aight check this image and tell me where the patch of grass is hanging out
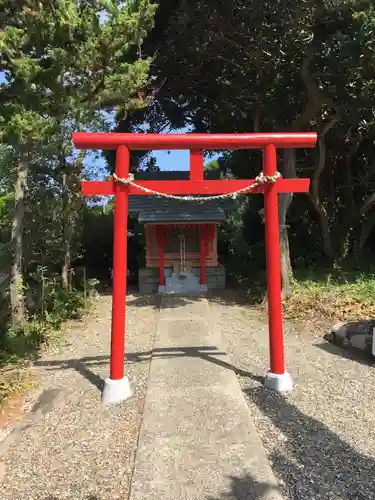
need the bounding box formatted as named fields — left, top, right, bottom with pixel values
left=1, top=290, right=86, bottom=365
left=284, top=271, right=375, bottom=327
left=0, top=366, right=36, bottom=407
left=0, top=320, right=60, bottom=367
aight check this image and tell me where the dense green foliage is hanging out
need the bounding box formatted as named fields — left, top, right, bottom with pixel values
left=117, top=0, right=375, bottom=287
left=0, top=0, right=156, bottom=365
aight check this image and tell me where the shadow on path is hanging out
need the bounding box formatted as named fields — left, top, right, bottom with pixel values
left=315, top=341, right=375, bottom=368
left=245, top=387, right=375, bottom=499
left=116, top=288, right=262, bottom=309
left=206, top=474, right=280, bottom=500
left=34, top=346, right=262, bottom=392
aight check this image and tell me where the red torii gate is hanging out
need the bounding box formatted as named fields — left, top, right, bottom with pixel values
left=73, top=132, right=317, bottom=405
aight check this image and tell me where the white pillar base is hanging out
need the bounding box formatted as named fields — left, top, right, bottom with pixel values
left=264, top=371, right=293, bottom=392
left=200, top=284, right=208, bottom=292
left=101, top=376, right=132, bottom=406
left=158, top=285, right=166, bottom=293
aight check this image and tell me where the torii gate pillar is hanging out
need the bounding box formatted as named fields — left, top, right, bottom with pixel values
left=73, top=131, right=317, bottom=404
left=263, top=144, right=292, bottom=391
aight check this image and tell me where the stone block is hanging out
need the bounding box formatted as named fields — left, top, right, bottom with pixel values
left=139, top=282, right=159, bottom=294
left=138, top=266, right=226, bottom=293
left=206, top=266, right=226, bottom=290
left=139, top=268, right=160, bottom=294
left=139, top=268, right=158, bottom=278
left=325, top=320, right=375, bottom=357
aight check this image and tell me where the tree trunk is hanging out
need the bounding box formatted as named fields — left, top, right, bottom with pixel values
left=336, top=159, right=356, bottom=262
left=308, top=112, right=339, bottom=260
left=275, top=46, right=327, bottom=299
left=278, top=149, right=295, bottom=299
left=10, top=153, right=27, bottom=332
left=280, top=225, right=292, bottom=299
left=313, top=203, right=334, bottom=259
left=309, top=178, right=335, bottom=260
left=61, top=170, right=71, bottom=292
left=354, top=216, right=375, bottom=255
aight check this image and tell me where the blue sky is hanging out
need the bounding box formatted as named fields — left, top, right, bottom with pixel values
left=84, top=125, right=221, bottom=176
left=151, top=149, right=191, bottom=171
left=132, top=125, right=220, bottom=172
left=85, top=148, right=220, bottom=179
left=137, top=149, right=220, bottom=171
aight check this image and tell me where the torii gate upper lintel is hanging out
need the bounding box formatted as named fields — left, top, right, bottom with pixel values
left=73, top=131, right=317, bottom=405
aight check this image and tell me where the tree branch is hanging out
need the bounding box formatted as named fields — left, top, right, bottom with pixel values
left=291, top=43, right=332, bottom=131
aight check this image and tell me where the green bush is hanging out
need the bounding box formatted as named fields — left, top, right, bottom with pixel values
left=0, top=270, right=98, bottom=368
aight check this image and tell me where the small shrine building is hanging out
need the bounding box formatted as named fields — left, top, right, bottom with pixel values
left=128, top=171, right=235, bottom=294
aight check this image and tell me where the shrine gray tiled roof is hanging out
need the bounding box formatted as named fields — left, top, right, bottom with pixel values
left=128, top=196, right=236, bottom=223
left=129, top=170, right=236, bottom=223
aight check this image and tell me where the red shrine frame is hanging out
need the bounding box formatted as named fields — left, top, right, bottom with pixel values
left=73, top=132, right=317, bottom=402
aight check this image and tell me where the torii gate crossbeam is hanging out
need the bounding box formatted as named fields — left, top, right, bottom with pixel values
left=73, top=132, right=317, bottom=405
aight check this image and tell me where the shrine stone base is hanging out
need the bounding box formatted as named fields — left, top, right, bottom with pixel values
left=138, top=266, right=226, bottom=294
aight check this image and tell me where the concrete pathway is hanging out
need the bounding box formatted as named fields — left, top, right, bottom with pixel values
left=129, top=296, right=283, bottom=500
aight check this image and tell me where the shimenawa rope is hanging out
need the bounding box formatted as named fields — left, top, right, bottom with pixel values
left=112, top=170, right=281, bottom=202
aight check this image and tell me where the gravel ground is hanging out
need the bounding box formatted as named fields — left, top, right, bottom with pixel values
left=0, top=293, right=159, bottom=500
left=211, top=298, right=375, bottom=500
left=2, top=291, right=374, bottom=500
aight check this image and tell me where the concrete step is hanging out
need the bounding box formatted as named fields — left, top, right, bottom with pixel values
left=129, top=296, right=284, bottom=500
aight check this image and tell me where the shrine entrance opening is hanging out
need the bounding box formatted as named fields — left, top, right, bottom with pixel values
left=73, top=132, right=317, bottom=405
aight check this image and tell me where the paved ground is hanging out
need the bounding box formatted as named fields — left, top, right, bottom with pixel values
left=0, top=294, right=159, bottom=500
left=129, top=296, right=282, bottom=500
left=1, top=292, right=374, bottom=500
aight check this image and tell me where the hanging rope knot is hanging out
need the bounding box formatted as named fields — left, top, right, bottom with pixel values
left=113, top=172, right=135, bottom=185
left=255, top=171, right=282, bottom=185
